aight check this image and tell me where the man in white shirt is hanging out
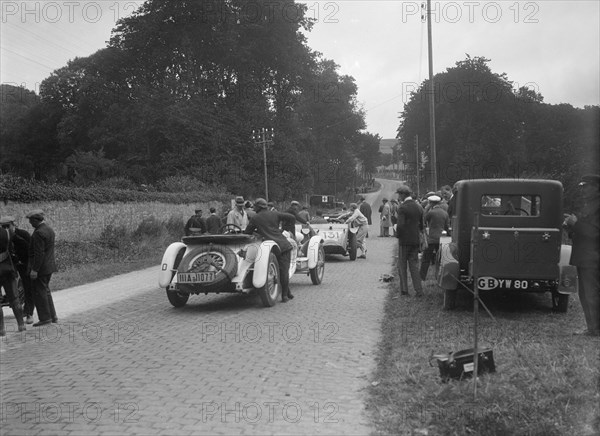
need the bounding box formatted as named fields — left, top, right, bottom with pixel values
left=226, top=196, right=249, bottom=230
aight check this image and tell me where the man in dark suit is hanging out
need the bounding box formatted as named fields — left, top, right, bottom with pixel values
left=26, top=210, right=58, bottom=327
left=0, top=216, right=26, bottom=335
left=184, top=209, right=206, bottom=235
left=2, top=216, right=33, bottom=323
left=358, top=196, right=372, bottom=238
left=205, top=207, right=223, bottom=234
left=395, top=185, right=424, bottom=297
left=244, top=198, right=297, bottom=302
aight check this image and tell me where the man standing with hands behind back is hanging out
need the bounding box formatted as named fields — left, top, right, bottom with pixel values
left=27, top=210, right=58, bottom=327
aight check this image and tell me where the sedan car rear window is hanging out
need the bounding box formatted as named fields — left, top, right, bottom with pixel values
left=480, top=195, right=541, bottom=216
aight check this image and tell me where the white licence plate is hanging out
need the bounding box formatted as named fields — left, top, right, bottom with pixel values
left=178, top=272, right=216, bottom=283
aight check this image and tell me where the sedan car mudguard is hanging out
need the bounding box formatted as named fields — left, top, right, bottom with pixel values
left=437, top=237, right=459, bottom=290
left=306, top=235, right=324, bottom=269
left=558, top=244, right=578, bottom=294
left=159, top=242, right=187, bottom=288
left=252, top=241, right=281, bottom=289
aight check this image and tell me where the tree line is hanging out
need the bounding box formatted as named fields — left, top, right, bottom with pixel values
left=0, top=0, right=380, bottom=201
left=397, top=55, right=599, bottom=209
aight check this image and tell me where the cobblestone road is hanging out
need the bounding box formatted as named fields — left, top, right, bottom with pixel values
left=1, top=180, right=404, bottom=435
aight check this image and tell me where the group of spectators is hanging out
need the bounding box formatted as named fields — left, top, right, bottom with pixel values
left=1, top=210, right=58, bottom=336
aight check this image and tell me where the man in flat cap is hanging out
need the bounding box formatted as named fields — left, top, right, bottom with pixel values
left=420, top=195, right=450, bottom=281
left=184, top=209, right=206, bottom=236
left=244, top=198, right=297, bottom=302
left=563, top=174, right=600, bottom=336
left=26, top=209, right=58, bottom=327
left=226, top=196, right=249, bottom=231
left=0, top=216, right=27, bottom=335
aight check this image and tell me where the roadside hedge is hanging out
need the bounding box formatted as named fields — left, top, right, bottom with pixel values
left=0, top=174, right=230, bottom=204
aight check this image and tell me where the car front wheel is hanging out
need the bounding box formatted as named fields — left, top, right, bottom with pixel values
left=310, top=245, right=325, bottom=285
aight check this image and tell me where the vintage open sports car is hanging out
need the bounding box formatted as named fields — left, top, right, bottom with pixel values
left=158, top=225, right=325, bottom=308
left=304, top=217, right=358, bottom=261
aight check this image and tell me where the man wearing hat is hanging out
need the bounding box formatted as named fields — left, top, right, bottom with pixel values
left=420, top=195, right=450, bottom=281
left=395, top=185, right=424, bottom=296
left=0, top=216, right=27, bottom=335
left=26, top=209, right=58, bottom=327
left=563, top=174, right=600, bottom=336
left=227, top=196, right=249, bottom=231
left=184, top=209, right=206, bottom=236
left=379, top=198, right=391, bottom=237
left=283, top=200, right=310, bottom=236
left=358, top=196, right=372, bottom=226
left=244, top=198, right=297, bottom=302
left=338, top=203, right=369, bottom=258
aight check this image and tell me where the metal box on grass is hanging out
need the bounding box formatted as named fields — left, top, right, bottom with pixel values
left=432, top=348, right=495, bottom=382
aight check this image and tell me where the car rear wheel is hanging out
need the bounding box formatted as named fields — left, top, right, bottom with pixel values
left=258, top=253, right=280, bottom=307
left=348, top=233, right=357, bottom=261
left=310, top=245, right=325, bottom=285
left=166, top=289, right=190, bottom=307
left=552, top=292, right=569, bottom=313
left=443, top=289, right=457, bottom=310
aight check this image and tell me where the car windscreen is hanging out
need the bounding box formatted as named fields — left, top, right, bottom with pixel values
left=480, top=194, right=541, bottom=216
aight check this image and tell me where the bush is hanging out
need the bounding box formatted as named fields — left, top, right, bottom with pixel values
left=133, top=216, right=166, bottom=239
left=165, top=215, right=185, bottom=239
left=99, top=224, right=131, bottom=250
left=156, top=175, right=205, bottom=193
left=94, top=176, right=138, bottom=191
left=0, top=173, right=231, bottom=203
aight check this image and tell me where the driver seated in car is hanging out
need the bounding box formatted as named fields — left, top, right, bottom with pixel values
left=284, top=200, right=315, bottom=242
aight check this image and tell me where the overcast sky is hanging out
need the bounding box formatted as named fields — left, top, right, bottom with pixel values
left=1, top=1, right=599, bottom=139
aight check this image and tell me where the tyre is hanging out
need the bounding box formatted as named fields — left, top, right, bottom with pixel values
left=348, top=233, right=357, bottom=261
left=552, top=292, right=569, bottom=313
left=310, top=245, right=325, bottom=285
left=258, top=253, right=281, bottom=307
left=166, top=289, right=190, bottom=307
left=178, top=245, right=238, bottom=293
left=443, top=289, right=457, bottom=310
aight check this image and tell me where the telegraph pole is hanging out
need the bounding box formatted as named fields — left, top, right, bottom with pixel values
left=415, top=134, right=420, bottom=198
left=426, top=0, right=438, bottom=189
left=252, top=128, right=274, bottom=201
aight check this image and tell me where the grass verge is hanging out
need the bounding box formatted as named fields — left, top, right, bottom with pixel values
left=367, top=259, right=600, bottom=436
left=52, top=256, right=160, bottom=291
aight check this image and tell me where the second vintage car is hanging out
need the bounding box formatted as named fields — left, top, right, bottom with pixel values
left=436, top=179, right=578, bottom=312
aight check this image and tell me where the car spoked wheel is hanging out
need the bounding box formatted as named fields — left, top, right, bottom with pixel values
left=310, top=245, right=325, bottom=285
left=258, top=253, right=281, bottom=307
left=190, top=252, right=226, bottom=273
left=179, top=245, right=238, bottom=293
